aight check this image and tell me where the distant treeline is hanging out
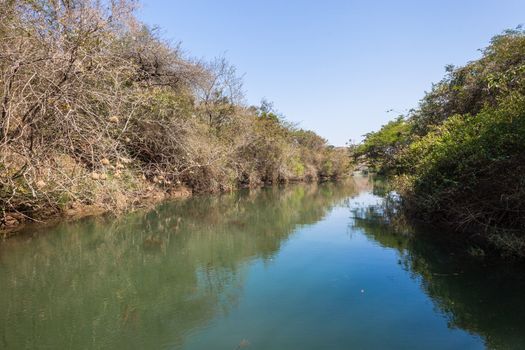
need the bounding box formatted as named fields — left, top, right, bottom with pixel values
left=354, top=29, right=525, bottom=257
left=0, top=0, right=349, bottom=228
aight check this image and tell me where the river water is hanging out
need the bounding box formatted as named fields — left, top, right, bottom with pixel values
left=1, top=176, right=524, bottom=349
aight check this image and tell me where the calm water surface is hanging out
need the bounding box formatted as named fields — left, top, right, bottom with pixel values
left=1, top=176, right=524, bottom=349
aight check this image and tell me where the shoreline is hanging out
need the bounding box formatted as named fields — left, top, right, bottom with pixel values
left=1, top=185, right=193, bottom=239
left=1, top=178, right=342, bottom=239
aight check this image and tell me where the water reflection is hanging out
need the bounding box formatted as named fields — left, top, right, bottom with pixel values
left=2, top=177, right=525, bottom=349
left=350, top=182, right=525, bottom=350
left=0, top=182, right=358, bottom=350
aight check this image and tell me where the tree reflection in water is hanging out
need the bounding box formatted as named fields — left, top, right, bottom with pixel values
left=350, top=178, right=525, bottom=350
left=0, top=181, right=358, bottom=350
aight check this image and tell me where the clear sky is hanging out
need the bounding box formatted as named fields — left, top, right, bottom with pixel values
left=138, top=0, right=525, bottom=146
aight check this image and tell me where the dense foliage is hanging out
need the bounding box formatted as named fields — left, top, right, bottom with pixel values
left=354, top=29, right=525, bottom=256
left=0, top=0, right=349, bottom=227
left=354, top=117, right=411, bottom=173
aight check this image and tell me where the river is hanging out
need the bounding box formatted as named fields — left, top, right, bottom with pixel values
left=1, top=176, right=524, bottom=349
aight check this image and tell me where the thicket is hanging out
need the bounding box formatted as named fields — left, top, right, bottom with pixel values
left=0, top=0, right=349, bottom=228
left=353, top=29, right=525, bottom=257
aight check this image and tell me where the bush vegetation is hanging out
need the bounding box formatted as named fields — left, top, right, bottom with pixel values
left=0, top=0, right=349, bottom=228
left=353, top=29, right=525, bottom=257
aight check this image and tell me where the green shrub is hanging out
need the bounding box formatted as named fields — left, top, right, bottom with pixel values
left=354, top=29, right=525, bottom=256
left=399, top=94, right=525, bottom=252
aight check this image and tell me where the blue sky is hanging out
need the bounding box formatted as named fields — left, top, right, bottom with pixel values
left=139, top=0, right=525, bottom=146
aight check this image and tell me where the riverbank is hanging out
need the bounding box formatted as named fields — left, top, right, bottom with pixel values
left=352, top=29, right=525, bottom=258
left=1, top=171, right=347, bottom=238
left=0, top=0, right=350, bottom=237
left=0, top=177, right=193, bottom=238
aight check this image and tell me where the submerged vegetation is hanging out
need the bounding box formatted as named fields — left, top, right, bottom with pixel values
left=354, top=29, right=525, bottom=257
left=0, top=0, right=349, bottom=229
